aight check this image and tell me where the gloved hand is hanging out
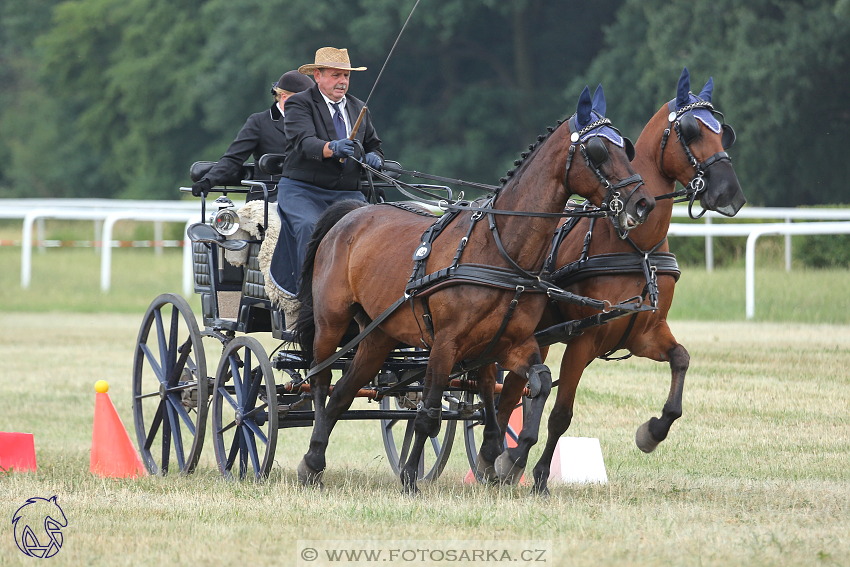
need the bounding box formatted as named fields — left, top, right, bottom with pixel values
left=328, top=138, right=355, bottom=159
left=191, top=178, right=212, bottom=197
left=364, top=152, right=382, bottom=170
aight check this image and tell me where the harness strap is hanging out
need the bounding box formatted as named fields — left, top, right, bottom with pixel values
left=477, top=285, right=525, bottom=363
left=305, top=294, right=410, bottom=379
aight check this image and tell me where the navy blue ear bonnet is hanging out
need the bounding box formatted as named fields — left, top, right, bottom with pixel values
left=572, top=85, right=626, bottom=148
left=668, top=67, right=735, bottom=149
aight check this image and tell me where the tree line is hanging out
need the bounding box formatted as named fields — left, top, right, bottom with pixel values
left=1, top=0, right=849, bottom=206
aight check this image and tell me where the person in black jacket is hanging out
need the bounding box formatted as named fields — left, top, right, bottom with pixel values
left=270, top=47, right=384, bottom=299
left=191, top=70, right=314, bottom=201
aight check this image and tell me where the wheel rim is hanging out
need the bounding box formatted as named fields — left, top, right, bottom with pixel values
left=212, top=336, right=278, bottom=481
left=380, top=392, right=455, bottom=482
left=132, top=293, right=207, bottom=476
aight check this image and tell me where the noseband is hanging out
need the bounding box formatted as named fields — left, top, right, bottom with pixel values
left=659, top=100, right=734, bottom=219
left=565, top=116, right=644, bottom=238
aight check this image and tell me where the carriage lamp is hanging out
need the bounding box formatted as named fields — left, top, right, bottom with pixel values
left=208, top=197, right=240, bottom=236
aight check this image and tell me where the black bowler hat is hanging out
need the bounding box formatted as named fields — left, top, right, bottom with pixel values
left=271, top=70, right=314, bottom=94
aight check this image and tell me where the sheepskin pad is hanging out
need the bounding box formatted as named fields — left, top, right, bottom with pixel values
left=224, top=200, right=300, bottom=319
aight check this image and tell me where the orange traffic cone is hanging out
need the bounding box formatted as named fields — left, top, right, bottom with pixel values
left=0, top=432, right=37, bottom=472
left=90, top=381, right=147, bottom=478
left=463, top=405, right=525, bottom=484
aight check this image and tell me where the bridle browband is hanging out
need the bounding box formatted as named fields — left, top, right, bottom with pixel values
left=657, top=100, right=734, bottom=219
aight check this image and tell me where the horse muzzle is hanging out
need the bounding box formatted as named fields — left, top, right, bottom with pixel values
left=701, top=162, right=746, bottom=217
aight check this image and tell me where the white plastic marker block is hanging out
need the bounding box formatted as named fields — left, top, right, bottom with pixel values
left=548, top=437, right=608, bottom=484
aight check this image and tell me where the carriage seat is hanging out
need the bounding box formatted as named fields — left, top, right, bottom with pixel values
left=189, top=161, right=256, bottom=186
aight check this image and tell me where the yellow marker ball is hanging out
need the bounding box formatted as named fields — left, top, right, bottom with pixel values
left=95, top=380, right=109, bottom=393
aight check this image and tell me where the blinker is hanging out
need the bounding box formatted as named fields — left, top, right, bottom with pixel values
left=624, top=137, right=636, bottom=162
left=721, top=124, right=736, bottom=149
left=678, top=113, right=701, bottom=144
left=585, top=136, right=609, bottom=168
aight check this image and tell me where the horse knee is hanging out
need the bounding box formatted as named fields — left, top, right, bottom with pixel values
left=415, top=403, right=442, bottom=438
left=669, top=344, right=689, bottom=372
left=527, top=364, right=552, bottom=398
left=548, top=404, right=573, bottom=435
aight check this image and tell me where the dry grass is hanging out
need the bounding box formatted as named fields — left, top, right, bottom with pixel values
left=1, top=314, right=849, bottom=566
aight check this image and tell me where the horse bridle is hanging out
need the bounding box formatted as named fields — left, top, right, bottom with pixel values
left=565, top=116, right=644, bottom=239
left=659, top=100, right=736, bottom=219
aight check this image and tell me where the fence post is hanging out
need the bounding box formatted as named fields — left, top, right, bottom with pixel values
left=705, top=215, right=713, bottom=272
left=785, top=217, right=792, bottom=272
left=154, top=221, right=163, bottom=257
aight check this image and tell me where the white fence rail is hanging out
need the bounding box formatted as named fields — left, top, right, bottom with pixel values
left=2, top=200, right=849, bottom=318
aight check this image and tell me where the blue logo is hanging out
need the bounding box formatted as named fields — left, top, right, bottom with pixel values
left=12, top=496, right=67, bottom=558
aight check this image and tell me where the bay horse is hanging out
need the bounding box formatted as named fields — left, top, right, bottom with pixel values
left=294, top=86, right=656, bottom=493
left=494, top=68, right=746, bottom=494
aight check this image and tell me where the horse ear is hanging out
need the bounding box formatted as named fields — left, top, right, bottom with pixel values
left=576, top=85, right=592, bottom=127
left=592, top=84, right=606, bottom=117
left=624, top=137, right=636, bottom=161
left=698, top=77, right=714, bottom=102
left=676, top=67, right=690, bottom=109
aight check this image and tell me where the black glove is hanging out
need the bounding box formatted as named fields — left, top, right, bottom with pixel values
left=364, top=152, right=382, bottom=170
left=328, top=138, right=355, bottom=158
left=191, top=178, right=212, bottom=197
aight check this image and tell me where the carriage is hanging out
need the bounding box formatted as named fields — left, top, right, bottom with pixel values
left=131, top=72, right=744, bottom=492
left=131, top=155, right=533, bottom=482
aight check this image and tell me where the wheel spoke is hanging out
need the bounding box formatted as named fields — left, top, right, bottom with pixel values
left=136, top=390, right=161, bottom=400
left=225, top=431, right=240, bottom=472
left=429, top=435, right=441, bottom=456
left=229, top=356, right=244, bottom=407
left=153, top=308, right=168, bottom=377
left=144, top=401, right=164, bottom=451
left=399, top=421, right=415, bottom=466
left=217, top=419, right=237, bottom=435
left=165, top=400, right=185, bottom=471
left=167, top=394, right=196, bottom=436
left=140, top=344, right=164, bottom=384
left=243, top=417, right=268, bottom=446
left=218, top=386, right=239, bottom=412
left=161, top=401, right=171, bottom=474
left=238, top=430, right=248, bottom=479
left=384, top=418, right=400, bottom=434
left=168, top=305, right=179, bottom=366
left=245, top=366, right=263, bottom=409
left=243, top=427, right=261, bottom=476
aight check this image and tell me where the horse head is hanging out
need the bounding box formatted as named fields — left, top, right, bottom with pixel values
left=564, top=85, right=655, bottom=237
left=652, top=67, right=746, bottom=218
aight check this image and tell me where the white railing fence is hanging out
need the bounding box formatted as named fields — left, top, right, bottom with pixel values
left=3, top=200, right=848, bottom=318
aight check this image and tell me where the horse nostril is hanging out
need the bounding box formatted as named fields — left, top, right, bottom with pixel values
left=635, top=198, right=651, bottom=221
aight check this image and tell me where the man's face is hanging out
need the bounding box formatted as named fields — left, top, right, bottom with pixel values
left=314, top=68, right=350, bottom=102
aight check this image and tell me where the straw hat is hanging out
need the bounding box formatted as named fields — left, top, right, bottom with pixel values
left=298, top=47, right=367, bottom=74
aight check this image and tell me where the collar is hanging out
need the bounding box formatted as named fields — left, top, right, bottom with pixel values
left=320, top=91, right=346, bottom=110
left=270, top=103, right=282, bottom=121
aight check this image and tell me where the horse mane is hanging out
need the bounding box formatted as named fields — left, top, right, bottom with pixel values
left=294, top=199, right=368, bottom=359
left=497, top=119, right=567, bottom=192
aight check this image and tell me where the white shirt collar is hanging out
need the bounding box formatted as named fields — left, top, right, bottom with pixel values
left=276, top=101, right=285, bottom=116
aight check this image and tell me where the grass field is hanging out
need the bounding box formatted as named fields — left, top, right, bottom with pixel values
left=1, top=311, right=848, bottom=566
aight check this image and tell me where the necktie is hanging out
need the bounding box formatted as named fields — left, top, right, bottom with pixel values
left=331, top=102, right=347, bottom=140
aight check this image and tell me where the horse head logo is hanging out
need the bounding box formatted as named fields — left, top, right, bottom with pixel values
left=12, top=496, right=67, bottom=558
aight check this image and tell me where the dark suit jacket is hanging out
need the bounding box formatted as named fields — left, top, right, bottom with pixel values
left=281, top=84, right=383, bottom=192
left=202, top=104, right=287, bottom=199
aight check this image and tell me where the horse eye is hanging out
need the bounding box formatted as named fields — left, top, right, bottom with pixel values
left=678, top=113, right=701, bottom=144
left=585, top=137, right=609, bottom=167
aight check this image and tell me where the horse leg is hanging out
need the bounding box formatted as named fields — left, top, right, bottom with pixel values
left=635, top=341, right=688, bottom=453
left=472, top=366, right=501, bottom=482
left=494, top=345, right=549, bottom=438
left=298, top=330, right=397, bottom=487
left=493, top=338, right=552, bottom=486
left=399, top=347, right=456, bottom=495
left=529, top=339, right=593, bottom=495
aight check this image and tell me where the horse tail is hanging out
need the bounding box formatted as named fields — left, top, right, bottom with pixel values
left=294, top=199, right=369, bottom=360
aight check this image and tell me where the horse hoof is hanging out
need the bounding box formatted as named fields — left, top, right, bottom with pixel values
left=297, top=458, right=324, bottom=489
left=531, top=483, right=551, bottom=498
left=494, top=452, right=525, bottom=485
left=474, top=451, right=497, bottom=483
left=635, top=420, right=661, bottom=453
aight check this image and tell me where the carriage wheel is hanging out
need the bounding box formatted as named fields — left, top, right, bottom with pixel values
left=462, top=380, right=530, bottom=483
left=211, top=336, right=278, bottom=481
left=132, top=293, right=208, bottom=476
left=380, top=392, right=456, bottom=482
